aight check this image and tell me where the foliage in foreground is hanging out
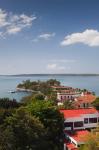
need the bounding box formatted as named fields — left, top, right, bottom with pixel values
left=79, top=127, right=99, bottom=150
left=27, top=100, right=64, bottom=150
left=0, top=108, right=52, bottom=150
left=0, top=98, right=64, bottom=150
left=92, top=97, right=99, bottom=110
left=0, top=98, right=20, bottom=109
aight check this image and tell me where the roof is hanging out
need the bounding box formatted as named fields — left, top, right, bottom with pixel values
left=51, top=86, right=72, bottom=89
left=76, top=94, right=96, bottom=103
left=64, top=139, right=78, bottom=150
left=68, top=130, right=89, bottom=143
left=57, top=89, right=80, bottom=94
left=66, top=143, right=78, bottom=150
left=60, top=108, right=98, bottom=118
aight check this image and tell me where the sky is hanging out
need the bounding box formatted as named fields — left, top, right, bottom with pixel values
left=0, top=0, right=99, bottom=74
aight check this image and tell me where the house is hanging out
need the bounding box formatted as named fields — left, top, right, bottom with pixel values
left=57, top=90, right=81, bottom=102
left=60, top=108, right=99, bottom=131
left=51, top=86, right=73, bottom=92
left=60, top=108, right=99, bottom=150
left=51, top=86, right=81, bottom=102
left=74, top=93, right=96, bottom=108
left=64, top=130, right=89, bottom=150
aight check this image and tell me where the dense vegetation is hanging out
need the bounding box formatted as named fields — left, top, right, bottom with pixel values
left=0, top=93, right=64, bottom=149
left=92, top=97, right=99, bottom=110
left=0, top=98, right=21, bottom=109
left=79, top=126, right=99, bottom=150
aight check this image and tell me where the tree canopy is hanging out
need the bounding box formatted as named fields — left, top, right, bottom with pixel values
left=27, top=100, right=64, bottom=150
left=92, top=97, right=99, bottom=110
left=0, top=107, right=51, bottom=150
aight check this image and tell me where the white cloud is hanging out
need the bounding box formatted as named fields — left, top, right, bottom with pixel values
left=32, top=33, right=55, bottom=42
left=0, top=8, right=36, bottom=36
left=0, top=9, right=9, bottom=27
left=38, top=33, right=55, bottom=40
left=7, top=26, right=22, bottom=34
left=61, top=29, right=99, bottom=47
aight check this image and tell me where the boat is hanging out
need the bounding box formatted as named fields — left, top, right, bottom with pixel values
left=9, top=90, right=16, bottom=93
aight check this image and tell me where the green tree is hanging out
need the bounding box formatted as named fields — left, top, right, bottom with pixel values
left=33, top=93, right=45, bottom=100
left=0, top=98, right=20, bottom=109
left=0, top=107, right=51, bottom=150
left=21, top=93, right=45, bottom=105
left=63, top=100, right=74, bottom=109
left=47, top=79, right=60, bottom=86
left=27, top=100, right=64, bottom=150
left=58, top=100, right=74, bottom=109
left=92, top=97, right=99, bottom=110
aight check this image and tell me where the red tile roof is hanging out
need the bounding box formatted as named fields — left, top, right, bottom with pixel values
left=64, top=130, right=89, bottom=149
left=68, top=130, right=89, bottom=143
left=60, top=108, right=98, bottom=118
left=66, top=143, right=78, bottom=150
left=76, top=94, right=96, bottom=103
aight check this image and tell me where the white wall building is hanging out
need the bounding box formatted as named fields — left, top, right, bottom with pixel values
left=60, top=108, right=99, bottom=131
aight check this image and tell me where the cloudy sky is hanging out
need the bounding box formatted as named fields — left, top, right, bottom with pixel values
left=0, top=0, right=99, bottom=74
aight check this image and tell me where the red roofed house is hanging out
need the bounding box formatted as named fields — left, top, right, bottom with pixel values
left=64, top=130, right=89, bottom=150
left=74, top=93, right=96, bottom=109
left=60, top=108, right=99, bottom=150
left=60, top=108, right=99, bottom=131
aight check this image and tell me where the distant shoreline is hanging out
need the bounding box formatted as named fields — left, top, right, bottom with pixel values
left=1, top=74, right=99, bottom=77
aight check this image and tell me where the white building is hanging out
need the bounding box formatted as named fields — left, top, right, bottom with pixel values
left=60, top=108, right=99, bottom=131
left=60, top=108, right=99, bottom=150
left=57, top=91, right=81, bottom=102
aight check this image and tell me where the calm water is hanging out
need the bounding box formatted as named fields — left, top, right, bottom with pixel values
left=0, top=75, right=99, bottom=101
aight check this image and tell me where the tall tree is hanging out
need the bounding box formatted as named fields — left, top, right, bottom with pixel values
left=0, top=107, right=51, bottom=150
left=27, top=100, right=64, bottom=150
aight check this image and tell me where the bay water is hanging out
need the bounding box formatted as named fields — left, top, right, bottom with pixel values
left=0, top=75, right=99, bottom=101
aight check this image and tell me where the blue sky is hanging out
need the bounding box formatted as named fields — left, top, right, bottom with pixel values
left=0, top=0, right=99, bottom=74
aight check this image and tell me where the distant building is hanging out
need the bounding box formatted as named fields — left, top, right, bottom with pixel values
left=74, top=93, right=96, bottom=108
left=57, top=90, right=81, bottom=102
left=52, top=85, right=96, bottom=108
left=51, top=85, right=81, bottom=102
left=51, top=86, right=73, bottom=92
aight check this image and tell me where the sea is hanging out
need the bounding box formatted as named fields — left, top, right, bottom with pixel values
left=0, top=74, right=99, bottom=101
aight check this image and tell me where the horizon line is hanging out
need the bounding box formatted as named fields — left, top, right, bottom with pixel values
left=1, top=73, right=99, bottom=76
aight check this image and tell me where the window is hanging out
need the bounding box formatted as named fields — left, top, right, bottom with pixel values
left=84, top=118, right=88, bottom=124
left=89, top=118, right=97, bottom=123
left=86, top=103, right=89, bottom=107
left=74, top=121, right=83, bottom=128
left=83, top=103, right=86, bottom=108
left=64, top=122, right=73, bottom=127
